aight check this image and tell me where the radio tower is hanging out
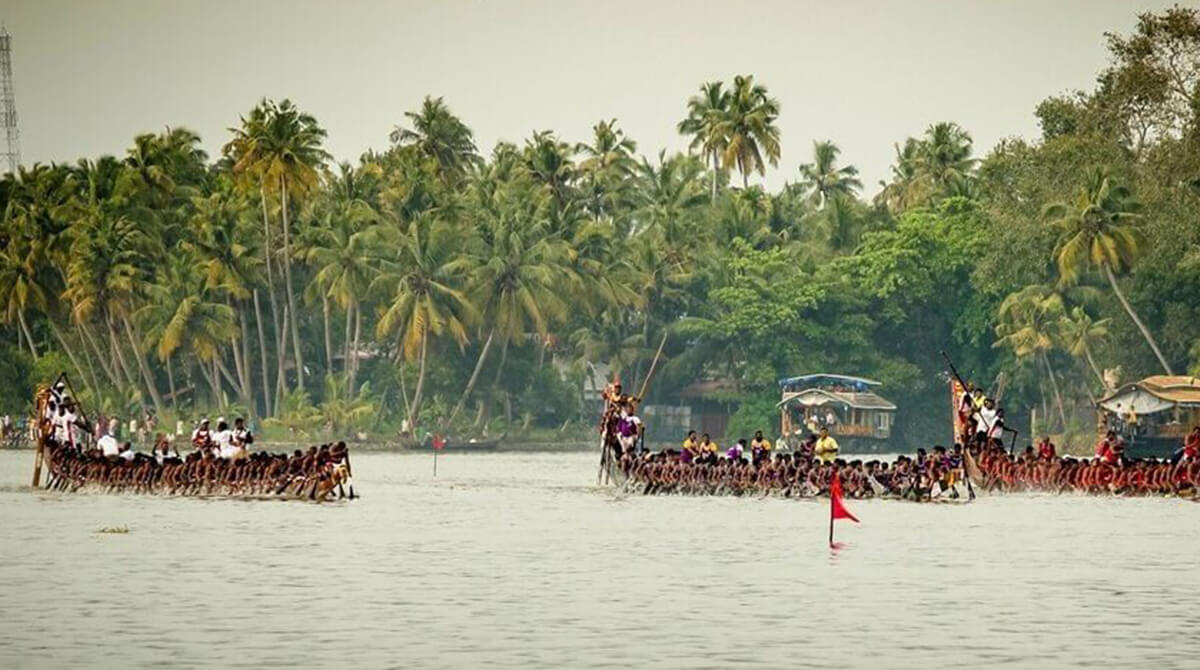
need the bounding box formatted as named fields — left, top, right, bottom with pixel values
left=0, top=26, right=20, bottom=174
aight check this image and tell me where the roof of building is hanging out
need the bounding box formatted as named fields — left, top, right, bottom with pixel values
left=1099, top=375, right=1200, bottom=411
left=776, top=388, right=897, bottom=411
left=777, top=373, right=882, bottom=389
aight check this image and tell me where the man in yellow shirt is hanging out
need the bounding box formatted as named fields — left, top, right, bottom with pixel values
left=815, top=427, right=839, bottom=463
left=682, top=430, right=698, bottom=453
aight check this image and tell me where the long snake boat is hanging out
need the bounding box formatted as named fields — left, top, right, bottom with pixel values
left=30, top=375, right=357, bottom=501
left=597, top=359, right=1200, bottom=500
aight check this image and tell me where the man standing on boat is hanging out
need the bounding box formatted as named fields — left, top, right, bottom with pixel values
left=815, top=427, right=839, bottom=463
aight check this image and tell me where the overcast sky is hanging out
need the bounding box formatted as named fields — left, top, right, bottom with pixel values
left=0, top=0, right=1176, bottom=192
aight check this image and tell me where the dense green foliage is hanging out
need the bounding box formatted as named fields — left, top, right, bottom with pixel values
left=2, top=7, right=1198, bottom=446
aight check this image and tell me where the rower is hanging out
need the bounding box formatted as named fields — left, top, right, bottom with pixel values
left=233, top=417, right=254, bottom=450
left=1036, top=435, right=1057, bottom=461
left=751, top=430, right=771, bottom=466
left=213, top=420, right=238, bottom=459
left=815, top=427, right=839, bottom=463
left=191, top=418, right=212, bottom=452
left=98, top=431, right=121, bottom=458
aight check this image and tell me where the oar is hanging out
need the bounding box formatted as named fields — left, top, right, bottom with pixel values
left=636, top=332, right=670, bottom=403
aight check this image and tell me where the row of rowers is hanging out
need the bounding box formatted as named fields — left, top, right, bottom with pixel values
left=75, top=417, right=255, bottom=463
left=677, top=429, right=842, bottom=464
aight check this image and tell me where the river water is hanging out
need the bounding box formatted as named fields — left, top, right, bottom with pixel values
left=0, top=449, right=1197, bottom=669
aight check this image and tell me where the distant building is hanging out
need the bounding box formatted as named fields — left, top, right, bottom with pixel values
left=1098, top=375, right=1200, bottom=452
left=777, top=374, right=896, bottom=443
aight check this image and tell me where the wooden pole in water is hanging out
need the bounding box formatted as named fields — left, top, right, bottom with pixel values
left=433, top=447, right=438, bottom=477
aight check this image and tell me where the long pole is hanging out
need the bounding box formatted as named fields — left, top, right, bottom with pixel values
left=637, top=332, right=669, bottom=402
left=940, top=352, right=977, bottom=500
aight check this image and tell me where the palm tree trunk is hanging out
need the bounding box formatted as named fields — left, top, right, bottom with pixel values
left=201, top=357, right=220, bottom=410
left=80, top=324, right=119, bottom=387
left=491, top=337, right=509, bottom=388
left=166, top=354, right=178, bottom=413
left=1103, top=264, right=1172, bottom=375
left=57, top=322, right=102, bottom=396
left=710, top=150, right=718, bottom=203
left=229, top=302, right=248, bottom=399
left=239, top=300, right=253, bottom=415
left=321, top=291, right=333, bottom=376
left=252, top=289, right=272, bottom=416
left=1040, top=351, right=1068, bottom=432
left=273, top=304, right=290, bottom=416
left=343, top=301, right=354, bottom=379
left=106, top=313, right=138, bottom=390
left=121, top=313, right=165, bottom=416
left=408, top=329, right=429, bottom=432
left=447, top=329, right=494, bottom=427
left=17, top=309, right=38, bottom=359
left=279, top=175, right=305, bottom=392
left=1082, top=342, right=1111, bottom=392
left=349, top=302, right=361, bottom=393
left=216, top=356, right=246, bottom=401
left=48, top=321, right=94, bottom=397
left=259, top=188, right=284, bottom=407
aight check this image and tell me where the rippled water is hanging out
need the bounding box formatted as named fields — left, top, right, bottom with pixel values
left=1, top=449, right=1198, bottom=669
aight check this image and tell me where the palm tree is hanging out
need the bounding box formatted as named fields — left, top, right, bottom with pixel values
left=715, top=75, right=781, bottom=188
left=389, top=96, right=481, bottom=182
left=876, top=139, right=922, bottom=212
left=796, top=140, right=862, bottom=209
left=225, top=99, right=331, bottom=393
left=371, top=215, right=474, bottom=431
left=575, top=119, right=638, bottom=219
left=188, top=187, right=263, bottom=412
left=316, top=374, right=375, bottom=435
left=634, top=151, right=708, bottom=261
left=915, top=122, right=976, bottom=196
left=445, top=209, right=572, bottom=426
left=677, top=81, right=730, bottom=202
left=1058, top=306, right=1113, bottom=392
left=1044, top=166, right=1171, bottom=374
left=139, top=254, right=238, bottom=410
left=0, top=234, right=46, bottom=358
left=301, top=205, right=375, bottom=395
left=63, top=213, right=166, bottom=415
left=994, top=285, right=1068, bottom=430
left=523, top=131, right=577, bottom=213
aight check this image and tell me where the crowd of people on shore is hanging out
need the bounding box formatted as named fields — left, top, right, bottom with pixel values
left=599, top=382, right=1200, bottom=500
left=34, top=381, right=356, bottom=500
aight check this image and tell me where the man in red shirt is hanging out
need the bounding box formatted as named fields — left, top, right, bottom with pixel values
left=1036, top=436, right=1057, bottom=461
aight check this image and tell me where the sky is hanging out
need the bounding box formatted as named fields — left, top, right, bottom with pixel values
left=0, top=0, right=1180, bottom=192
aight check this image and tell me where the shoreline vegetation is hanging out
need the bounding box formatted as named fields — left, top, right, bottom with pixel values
left=1, top=7, right=1198, bottom=452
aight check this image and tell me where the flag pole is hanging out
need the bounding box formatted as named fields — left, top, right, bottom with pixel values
left=828, top=500, right=834, bottom=547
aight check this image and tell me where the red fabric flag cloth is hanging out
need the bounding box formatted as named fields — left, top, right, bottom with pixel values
left=830, top=473, right=859, bottom=523
left=432, top=435, right=446, bottom=451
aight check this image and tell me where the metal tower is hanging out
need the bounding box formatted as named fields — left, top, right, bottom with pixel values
left=0, top=26, right=20, bottom=175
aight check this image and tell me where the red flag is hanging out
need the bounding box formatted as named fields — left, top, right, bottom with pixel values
left=829, top=473, right=859, bottom=547
left=433, top=435, right=446, bottom=451
left=830, top=473, right=859, bottom=522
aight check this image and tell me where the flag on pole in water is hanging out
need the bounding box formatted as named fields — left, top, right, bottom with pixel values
left=829, top=473, right=859, bottom=546
left=433, top=435, right=446, bottom=451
